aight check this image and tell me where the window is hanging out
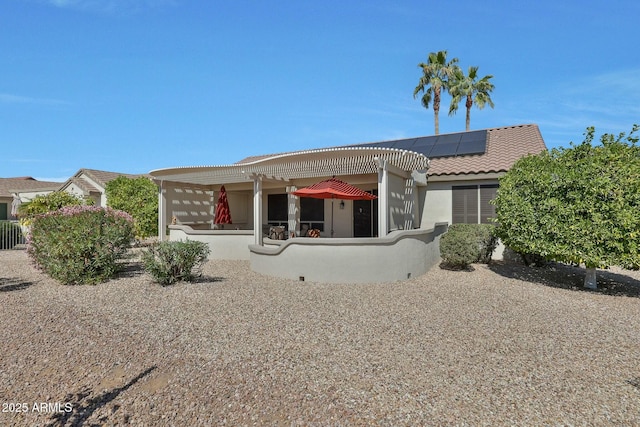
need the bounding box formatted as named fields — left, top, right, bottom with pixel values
left=267, top=194, right=325, bottom=231
left=0, top=203, right=7, bottom=221
left=300, top=197, right=324, bottom=231
left=480, top=185, right=499, bottom=224
left=452, top=185, right=478, bottom=224
left=267, top=194, right=287, bottom=224
left=452, top=184, right=498, bottom=224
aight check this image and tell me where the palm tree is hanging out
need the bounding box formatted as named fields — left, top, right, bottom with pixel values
left=413, top=50, right=459, bottom=135
left=448, top=66, right=495, bottom=131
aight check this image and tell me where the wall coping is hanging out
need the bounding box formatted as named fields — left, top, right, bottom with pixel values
left=169, top=224, right=253, bottom=235
left=250, top=223, right=449, bottom=255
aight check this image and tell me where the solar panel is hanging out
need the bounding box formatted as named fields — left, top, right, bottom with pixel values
left=391, top=138, right=417, bottom=150
left=435, top=133, right=462, bottom=145
left=429, top=143, right=460, bottom=157
left=410, top=136, right=436, bottom=152
left=347, top=130, right=487, bottom=158
left=456, top=139, right=487, bottom=155
left=459, top=130, right=485, bottom=143
left=456, top=130, right=487, bottom=156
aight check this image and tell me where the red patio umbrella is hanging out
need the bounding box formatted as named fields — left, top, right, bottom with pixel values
left=214, top=186, right=232, bottom=228
left=292, top=177, right=376, bottom=237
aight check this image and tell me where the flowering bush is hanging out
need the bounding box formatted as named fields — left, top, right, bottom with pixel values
left=27, top=206, right=135, bottom=285
left=18, top=191, right=92, bottom=228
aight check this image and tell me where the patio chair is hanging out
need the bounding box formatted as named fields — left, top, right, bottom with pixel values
left=307, top=228, right=320, bottom=238
left=269, top=226, right=286, bottom=240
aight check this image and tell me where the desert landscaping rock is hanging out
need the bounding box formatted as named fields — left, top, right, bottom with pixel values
left=1, top=249, right=639, bottom=426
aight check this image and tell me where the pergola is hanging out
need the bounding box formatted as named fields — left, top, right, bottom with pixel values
left=150, top=146, right=430, bottom=245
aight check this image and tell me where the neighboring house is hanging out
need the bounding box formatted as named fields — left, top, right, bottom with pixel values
left=7, top=169, right=151, bottom=218
left=58, top=168, right=149, bottom=207
left=149, top=123, right=547, bottom=283
left=0, top=177, right=61, bottom=220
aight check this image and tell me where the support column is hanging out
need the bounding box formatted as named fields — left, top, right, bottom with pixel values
left=377, top=158, right=389, bottom=236
left=158, top=180, right=168, bottom=241
left=253, top=175, right=263, bottom=245
left=210, top=189, right=215, bottom=229
left=407, top=177, right=418, bottom=230
left=286, top=185, right=299, bottom=238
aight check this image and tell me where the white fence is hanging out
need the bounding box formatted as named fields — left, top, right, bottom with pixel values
left=0, top=221, right=26, bottom=250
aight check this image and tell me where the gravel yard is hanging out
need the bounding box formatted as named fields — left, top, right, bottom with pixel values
left=1, top=249, right=639, bottom=426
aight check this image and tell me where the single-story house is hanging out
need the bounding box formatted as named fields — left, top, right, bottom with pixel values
left=6, top=169, right=151, bottom=219
left=58, top=168, right=149, bottom=207
left=149, top=124, right=547, bottom=283
left=0, top=177, right=61, bottom=220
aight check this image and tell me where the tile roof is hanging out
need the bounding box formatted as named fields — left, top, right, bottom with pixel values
left=0, top=177, right=62, bottom=198
left=73, top=168, right=149, bottom=187
left=66, top=177, right=101, bottom=194
left=234, top=124, right=546, bottom=177
left=1, top=169, right=151, bottom=198
left=427, top=124, right=547, bottom=177
left=58, top=168, right=150, bottom=194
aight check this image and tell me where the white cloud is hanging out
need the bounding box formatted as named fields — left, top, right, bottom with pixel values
left=45, top=0, right=178, bottom=14
left=49, top=0, right=80, bottom=7
left=0, top=93, right=69, bottom=106
left=498, top=68, right=640, bottom=148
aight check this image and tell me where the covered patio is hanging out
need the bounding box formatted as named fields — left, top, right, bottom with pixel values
left=149, top=147, right=447, bottom=283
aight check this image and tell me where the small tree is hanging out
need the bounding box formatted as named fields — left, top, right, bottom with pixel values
left=493, top=125, right=640, bottom=289
left=106, top=176, right=158, bottom=239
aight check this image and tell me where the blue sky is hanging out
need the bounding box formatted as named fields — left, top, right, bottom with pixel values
left=3, top=0, right=639, bottom=181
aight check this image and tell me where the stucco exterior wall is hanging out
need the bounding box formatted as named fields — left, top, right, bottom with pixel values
left=422, top=177, right=501, bottom=229
left=388, top=173, right=408, bottom=231
left=225, top=191, right=252, bottom=228
left=63, top=182, right=101, bottom=206
left=422, top=182, right=452, bottom=230
left=166, top=185, right=214, bottom=226
left=79, top=174, right=107, bottom=206
left=423, top=177, right=505, bottom=260
left=169, top=225, right=254, bottom=260
left=249, top=223, right=448, bottom=283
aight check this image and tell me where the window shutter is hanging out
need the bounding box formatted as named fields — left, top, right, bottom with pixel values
left=452, top=185, right=478, bottom=224
left=480, top=185, right=499, bottom=224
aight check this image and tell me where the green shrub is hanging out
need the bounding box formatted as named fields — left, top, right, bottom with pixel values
left=27, top=206, right=135, bottom=285
left=439, top=224, right=497, bottom=270
left=142, top=240, right=210, bottom=286
left=0, top=221, right=23, bottom=249
left=18, top=191, right=92, bottom=227
left=106, top=176, right=158, bottom=239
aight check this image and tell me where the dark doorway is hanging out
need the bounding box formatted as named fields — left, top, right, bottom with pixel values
left=353, top=193, right=378, bottom=237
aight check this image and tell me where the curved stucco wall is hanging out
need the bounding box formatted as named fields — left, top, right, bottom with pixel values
left=169, top=225, right=254, bottom=260
left=249, top=223, right=448, bottom=283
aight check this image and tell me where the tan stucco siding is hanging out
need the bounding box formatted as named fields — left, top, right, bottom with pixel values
left=167, top=184, right=214, bottom=226
left=422, top=177, right=501, bottom=229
